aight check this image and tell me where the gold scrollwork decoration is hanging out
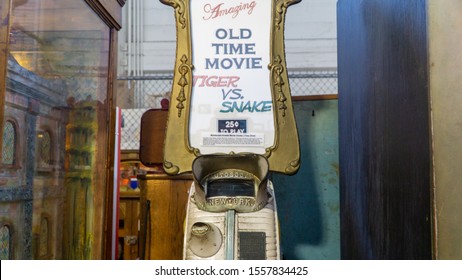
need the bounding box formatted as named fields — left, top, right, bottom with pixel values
left=163, top=160, right=180, bottom=174
left=191, top=147, right=201, bottom=157
left=160, top=0, right=187, bottom=29
left=275, top=0, right=300, bottom=30
left=160, top=0, right=301, bottom=175
left=176, top=54, right=192, bottom=117
left=269, top=55, right=287, bottom=117
left=285, top=159, right=301, bottom=174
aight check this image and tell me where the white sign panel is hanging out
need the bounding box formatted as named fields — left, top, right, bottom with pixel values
left=189, top=0, right=274, bottom=155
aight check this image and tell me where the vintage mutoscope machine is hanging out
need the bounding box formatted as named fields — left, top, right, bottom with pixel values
left=140, top=0, right=301, bottom=260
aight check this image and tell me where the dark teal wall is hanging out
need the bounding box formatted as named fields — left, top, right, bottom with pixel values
left=273, top=99, right=340, bottom=260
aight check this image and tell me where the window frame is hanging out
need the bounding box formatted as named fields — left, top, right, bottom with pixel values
left=35, top=129, right=54, bottom=171
left=0, top=119, right=20, bottom=169
left=38, top=214, right=52, bottom=259
left=0, top=222, right=14, bottom=260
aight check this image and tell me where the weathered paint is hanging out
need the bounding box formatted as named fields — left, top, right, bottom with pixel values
left=337, top=0, right=432, bottom=259
left=272, top=99, right=340, bottom=260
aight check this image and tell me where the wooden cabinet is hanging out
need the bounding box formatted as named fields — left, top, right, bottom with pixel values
left=139, top=173, right=192, bottom=260
left=118, top=191, right=140, bottom=260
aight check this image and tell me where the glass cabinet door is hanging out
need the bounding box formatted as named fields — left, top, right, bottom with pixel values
left=0, top=0, right=111, bottom=260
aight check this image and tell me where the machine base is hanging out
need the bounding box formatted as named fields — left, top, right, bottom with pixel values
left=183, top=181, right=281, bottom=260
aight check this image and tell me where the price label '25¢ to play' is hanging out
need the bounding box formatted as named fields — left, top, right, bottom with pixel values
left=218, top=120, right=247, bottom=133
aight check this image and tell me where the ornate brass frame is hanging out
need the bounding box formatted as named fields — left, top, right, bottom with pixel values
left=161, top=0, right=300, bottom=175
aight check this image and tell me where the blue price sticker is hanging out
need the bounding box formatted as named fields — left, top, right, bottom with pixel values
left=218, top=120, right=247, bottom=133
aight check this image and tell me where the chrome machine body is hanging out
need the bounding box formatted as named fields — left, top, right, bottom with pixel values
left=184, top=154, right=280, bottom=260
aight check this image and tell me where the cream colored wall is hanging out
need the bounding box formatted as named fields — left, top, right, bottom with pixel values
left=428, top=0, right=462, bottom=259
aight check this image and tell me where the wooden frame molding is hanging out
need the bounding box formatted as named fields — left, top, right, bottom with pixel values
left=292, top=94, right=338, bottom=102
left=84, top=0, right=126, bottom=30
left=160, top=0, right=301, bottom=175
left=0, top=0, right=12, bottom=153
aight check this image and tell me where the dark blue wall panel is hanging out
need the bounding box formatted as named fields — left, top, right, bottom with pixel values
left=337, top=0, right=432, bottom=259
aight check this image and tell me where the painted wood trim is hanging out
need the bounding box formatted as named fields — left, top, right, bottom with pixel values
left=0, top=0, right=12, bottom=154
left=84, top=0, right=126, bottom=30
left=103, top=29, right=120, bottom=260
left=292, top=94, right=338, bottom=101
